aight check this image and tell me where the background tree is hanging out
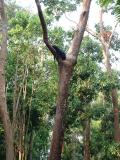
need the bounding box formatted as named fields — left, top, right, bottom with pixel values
left=0, top=0, right=14, bottom=159
left=86, top=2, right=120, bottom=142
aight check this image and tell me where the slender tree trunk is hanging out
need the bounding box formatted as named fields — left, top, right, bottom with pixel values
left=86, top=6, right=120, bottom=144
left=99, top=8, right=120, bottom=142
left=111, top=89, right=120, bottom=142
left=103, top=47, right=120, bottom=142
left=27, top=131, right=34, bottom=160
left=0, top=108, right=14, bottom=160
left=83, top=119, right=90, bottom=160
left=0, top=0, right=14, bottom=159
left=18, top=112, right=25, bottom=160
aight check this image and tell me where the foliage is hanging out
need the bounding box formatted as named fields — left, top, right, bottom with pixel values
left=43, top=0, right=81, bottom=19
left=0, top=1, right=120, bottom=160
left=99, top=0, right=120, bottom=21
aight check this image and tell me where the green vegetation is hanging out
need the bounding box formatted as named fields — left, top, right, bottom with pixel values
left=0, top=0, right=120, bottom=159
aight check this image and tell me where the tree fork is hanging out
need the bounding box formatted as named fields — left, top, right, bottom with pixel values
left=35, top=0, right=92, bottom=159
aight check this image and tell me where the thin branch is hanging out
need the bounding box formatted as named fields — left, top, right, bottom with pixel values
left=13, top=55, right=19, bottom=123
left=64, top=13, right=78, bottom=26
left=108, top=22, right=119, bottom=47
left=35, top=0, right=48, bottom=42
left=12, top=66, right=28, bottom=129
left=68, top=0, right=92, bottom=59
left=35, top=0, right=57, bottom=59
left=99, top=7, right=107, bottom=48
left=99, top=8, right=104, bottom=36
left=85, top=26, right=102, bottom=42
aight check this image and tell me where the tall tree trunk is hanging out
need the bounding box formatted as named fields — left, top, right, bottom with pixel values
left=103, top=46, right=120, bottom=142
left=48, top=65, right=73, bottom=160
left=0, top=0, right=14, bottom=159
left=48, top=1, right=92, bottom=159
left=99, top=8, right=120, bottom=142
left=35, top=0, right=92, bottom=159
left=83, top=119, right=90, bottom=160
left=111, top=89, right=120, bottom=142
left=18, top=112, right=25, bottom=160
left=27, top=131, right=34, bottom=160
left=86, top=5, right=120, bottom=144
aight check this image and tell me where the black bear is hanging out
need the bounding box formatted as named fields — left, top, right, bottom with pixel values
left=52, top=45, right=66, bottom=60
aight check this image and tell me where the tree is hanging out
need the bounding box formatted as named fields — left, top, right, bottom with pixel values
left=35, top=0, right=92, bottom=159
left=0, top=0, right=14, bottom=159
left=86, top=5, right=120, bottom=142
left=99, top=8, right=120, bottom=142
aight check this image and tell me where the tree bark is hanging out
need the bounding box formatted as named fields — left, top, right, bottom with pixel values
left=0, top=0, right=14, bottom=159
left=83, top=119, right=90, bottom=160
left=27, top=131, right=34, bottom=160
left=103, top=47, right=120, bottom=142
left=48, top=65, right=73, bottom=160
left=111, top=89, right=120, bottom=142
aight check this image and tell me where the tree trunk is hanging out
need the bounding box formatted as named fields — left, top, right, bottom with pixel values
left=111, top=89, right=120, bottom=142
left=27, top=131, right=34, bottom=160
left=48, top=65, right=73, bottom=160
left=35, top=0, right=92, bottom=159
left=104, top=46, right=120, bottom=142
left=0, top=108, right=14, bottom=160
left=0, top=0, right=14, bottom=159
left=48, top=1, right=92, bottom=159
left=18, top=114, right=25, bottom=160
left=83, top=119, right=90, bottom=160
left=102, top=43, right=120, bottom=142
left=99, top=8, right=120, bottom=142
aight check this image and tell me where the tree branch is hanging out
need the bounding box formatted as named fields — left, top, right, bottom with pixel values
left=68, top=0, right=92, bottom=62
left=108, top=22, right=119, bottom=48
left=99, top=7, right=104, bottom=36
left=86, top=26, right=102, bottom=42
left=64, top=13, right=78, bottom=26
left=99, top=7, right=107, bottom=48
left=35, top=0, right=57, bottom=59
